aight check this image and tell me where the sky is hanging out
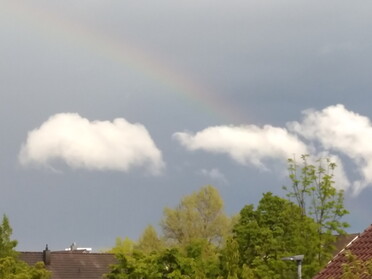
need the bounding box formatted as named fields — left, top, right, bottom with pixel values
left=1, top=0, right=372, bottom=251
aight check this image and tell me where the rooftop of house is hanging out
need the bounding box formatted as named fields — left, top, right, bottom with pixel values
left=19, top=245, right=117, bottom=279
left=333, top=233, right=359, bottom=256
left=314, top=225, right=372, bottom=279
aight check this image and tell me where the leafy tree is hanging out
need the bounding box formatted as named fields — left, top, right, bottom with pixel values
left=240, top=264, right=255, bottom=279
left=184, top=239, right=220, bottom=278
left=106, top=250, right=160, bottom=279
left=233, top=192, right=320, bottom=279
left=0, top=215, right=18, bottom=258
left=0, top=257, right=50, bottom=279
left=108, top=186, right=230, bottom=278
left=219, top=238, right=240, bottom=278
left=284, top=154, right=349, bottom=266
left=0, top=215, right=50, bottom=279
left=137, top=225, right=164, bottom=254
left=107, top=247, right=200, bottom=279
left=109, top=237, right=136, bottom=255
left=153, top=248, right=189, bottom=278
left=161, top=185, right=230, bottom=246
left=107, top=238, right=222, bottom=278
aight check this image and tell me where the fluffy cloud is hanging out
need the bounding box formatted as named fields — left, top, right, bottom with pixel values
left=289, top=104, right=372, bottom=194
left=173, top=125, right=308, bottom=169
left=19, top=113, right=165, bottom=174
left=174, top=106, right=372, bottom=193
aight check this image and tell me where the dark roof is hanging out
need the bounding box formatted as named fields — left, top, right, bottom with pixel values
left=20, top=250, right=116, bottom=279
left=314, top=225, right=372, bottom=279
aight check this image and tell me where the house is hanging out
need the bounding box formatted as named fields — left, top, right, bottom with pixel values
left=332, top=233, right=359, bottom=256
left=19, top=245, right=117, bottom=279
left=313, top=224, right=372, bottom=279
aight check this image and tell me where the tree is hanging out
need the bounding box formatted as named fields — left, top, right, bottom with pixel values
left=219, top=238, right=241, bottom=279
left=137, top=225, right=164, bottom=254
left=233, top=192, right=320, bottom=279
left=284, top=154, right=349, bottom=266
left=0, top=215, right=50, bottom=279
left=107, top=242, right=221, bottom=279
left=106, top=249, right=161, bottom=279
left=107, top=186, right=228, bottom=279
left=0, top=215, right=18, bottom=258
left=184, top=239, right=220, bottom=278
left=161, top=185, right=230, bottom=246
left=0, top=257, right=50, bottom=279
left=109, top=237, right=136, bottom=255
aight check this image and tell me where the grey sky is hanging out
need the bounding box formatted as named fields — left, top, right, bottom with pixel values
left=1, top=0, right=372, bottom=251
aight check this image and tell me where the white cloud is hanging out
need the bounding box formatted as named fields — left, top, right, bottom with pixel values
left=173, top=125, right=308, bottom=169
left=173, top=107, right=358, bottom=193
left=19, top=113, right=165, bottom=174
left=199, top=168, right=228, bottom=184
left=289, top=104, right=372, bottom=194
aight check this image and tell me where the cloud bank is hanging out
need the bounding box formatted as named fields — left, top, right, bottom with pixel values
left=19, top=113, right=165, bottom=174
left=289, top=104, right=372, bottom=194
left=174, top=125, right=308, bottom=169
left=174, top=104, right=372, bottom=194
left=19, top=105, right=372, bottom=194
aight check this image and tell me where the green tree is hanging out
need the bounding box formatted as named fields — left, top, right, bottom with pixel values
left=106, top=249, right=161, bottom=279
left=0, top=215, right=50, bottom=279
left=219, top=238, right=240, bottom=278
left=161, top=185, right=230, bottom=246
left=137, top=225, right=164, bottom=254
left=109, top=237, right=136, bottom=255
left=0, top=215, right=18, bottom=258
left=106, top=248, right=213, bottom=279
left=107, top=186, right=228, bottom=279
left=285, top=154, right=349, bottom=266
left=184, top=239, right=220, bottom=278
left=0, top=257, right=50, bottom=279
left=233, top=192, right=320, bottom=279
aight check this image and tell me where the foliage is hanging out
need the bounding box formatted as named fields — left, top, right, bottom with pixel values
left=0, top=215, right=18, bottom=258
left=106, top=250, right=159, bottom=279
left=161, top=185, right=230, bottom=246
left=233, top=192, right=320, bottom=279
left=107, top=242, right=220, bottom=279
left=108, top=186, right=229, bottom=278
left=137, top=225, right=164, bottom=254
left=218, top=238, right=241, bottom=278
left=284, top=154, right=349, bottom=265
left=0, top=215, right=51, bottom=279
left=0, top=257, right=51, bottom=279
left=184, top=239, right=220, bottom=278
left=109, top=237, right=136, bottom=255
left=108, top=176, right=350, bottom=278
left=340, top=251, right=372, bottom=279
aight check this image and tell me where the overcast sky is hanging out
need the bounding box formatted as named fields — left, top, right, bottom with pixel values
left=2, top=0, right=372, bottom=251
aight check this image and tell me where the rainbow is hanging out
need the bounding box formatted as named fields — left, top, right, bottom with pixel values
left=3, top=1, right=247, bottom=123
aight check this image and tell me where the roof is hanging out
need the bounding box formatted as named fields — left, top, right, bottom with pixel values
left=333, top=233, right=359, bottom=256
left=20, top=250, right=116, bottom=279
left=313, top=225, right=372, bottom=279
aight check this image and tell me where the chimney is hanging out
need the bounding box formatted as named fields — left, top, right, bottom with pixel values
left=43, top=244, right=51, bottom=265
left=70, top=242, right=77, bottom=251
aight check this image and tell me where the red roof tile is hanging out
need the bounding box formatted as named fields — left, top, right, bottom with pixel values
left=313, top=225, right=372, bottom=279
